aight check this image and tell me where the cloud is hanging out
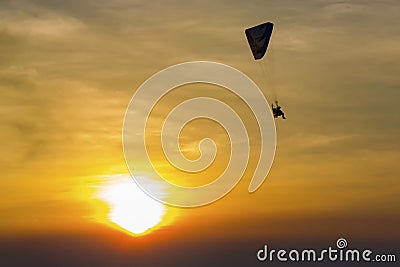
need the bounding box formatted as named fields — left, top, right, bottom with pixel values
left=0, top=11, right=86, bottom=39
left=321, top=2, right=369, bottom=19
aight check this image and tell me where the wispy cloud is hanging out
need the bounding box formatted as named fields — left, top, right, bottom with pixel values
left=0, top=10, right=86, bottom=39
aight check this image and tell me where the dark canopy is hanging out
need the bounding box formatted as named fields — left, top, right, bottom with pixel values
left=245, top=22, right=274, bottom=60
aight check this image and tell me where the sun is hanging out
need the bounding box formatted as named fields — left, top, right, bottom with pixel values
left=96, top=175, right=166, bottom=236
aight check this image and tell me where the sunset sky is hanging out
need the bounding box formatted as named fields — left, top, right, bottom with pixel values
left=1, top=0, right=399, bottom=266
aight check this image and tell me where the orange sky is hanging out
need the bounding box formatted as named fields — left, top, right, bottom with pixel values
left=0, top=0, right=399, bottom=266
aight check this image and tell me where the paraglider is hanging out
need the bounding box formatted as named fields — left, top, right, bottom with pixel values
left=245, top=22, right=274, bottom=61
left=271, top=101, right=286, bottom=119
left=245, top=22, right=287, bottom=120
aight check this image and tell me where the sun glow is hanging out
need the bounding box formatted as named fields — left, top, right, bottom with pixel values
left=97, top=175, right=167, bottom=236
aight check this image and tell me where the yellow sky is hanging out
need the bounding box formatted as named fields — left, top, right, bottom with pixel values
left=0, top=0, right=399, bottom=243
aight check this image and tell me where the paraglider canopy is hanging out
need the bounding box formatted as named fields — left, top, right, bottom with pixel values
left=245, top=22, right=274, bottom=60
